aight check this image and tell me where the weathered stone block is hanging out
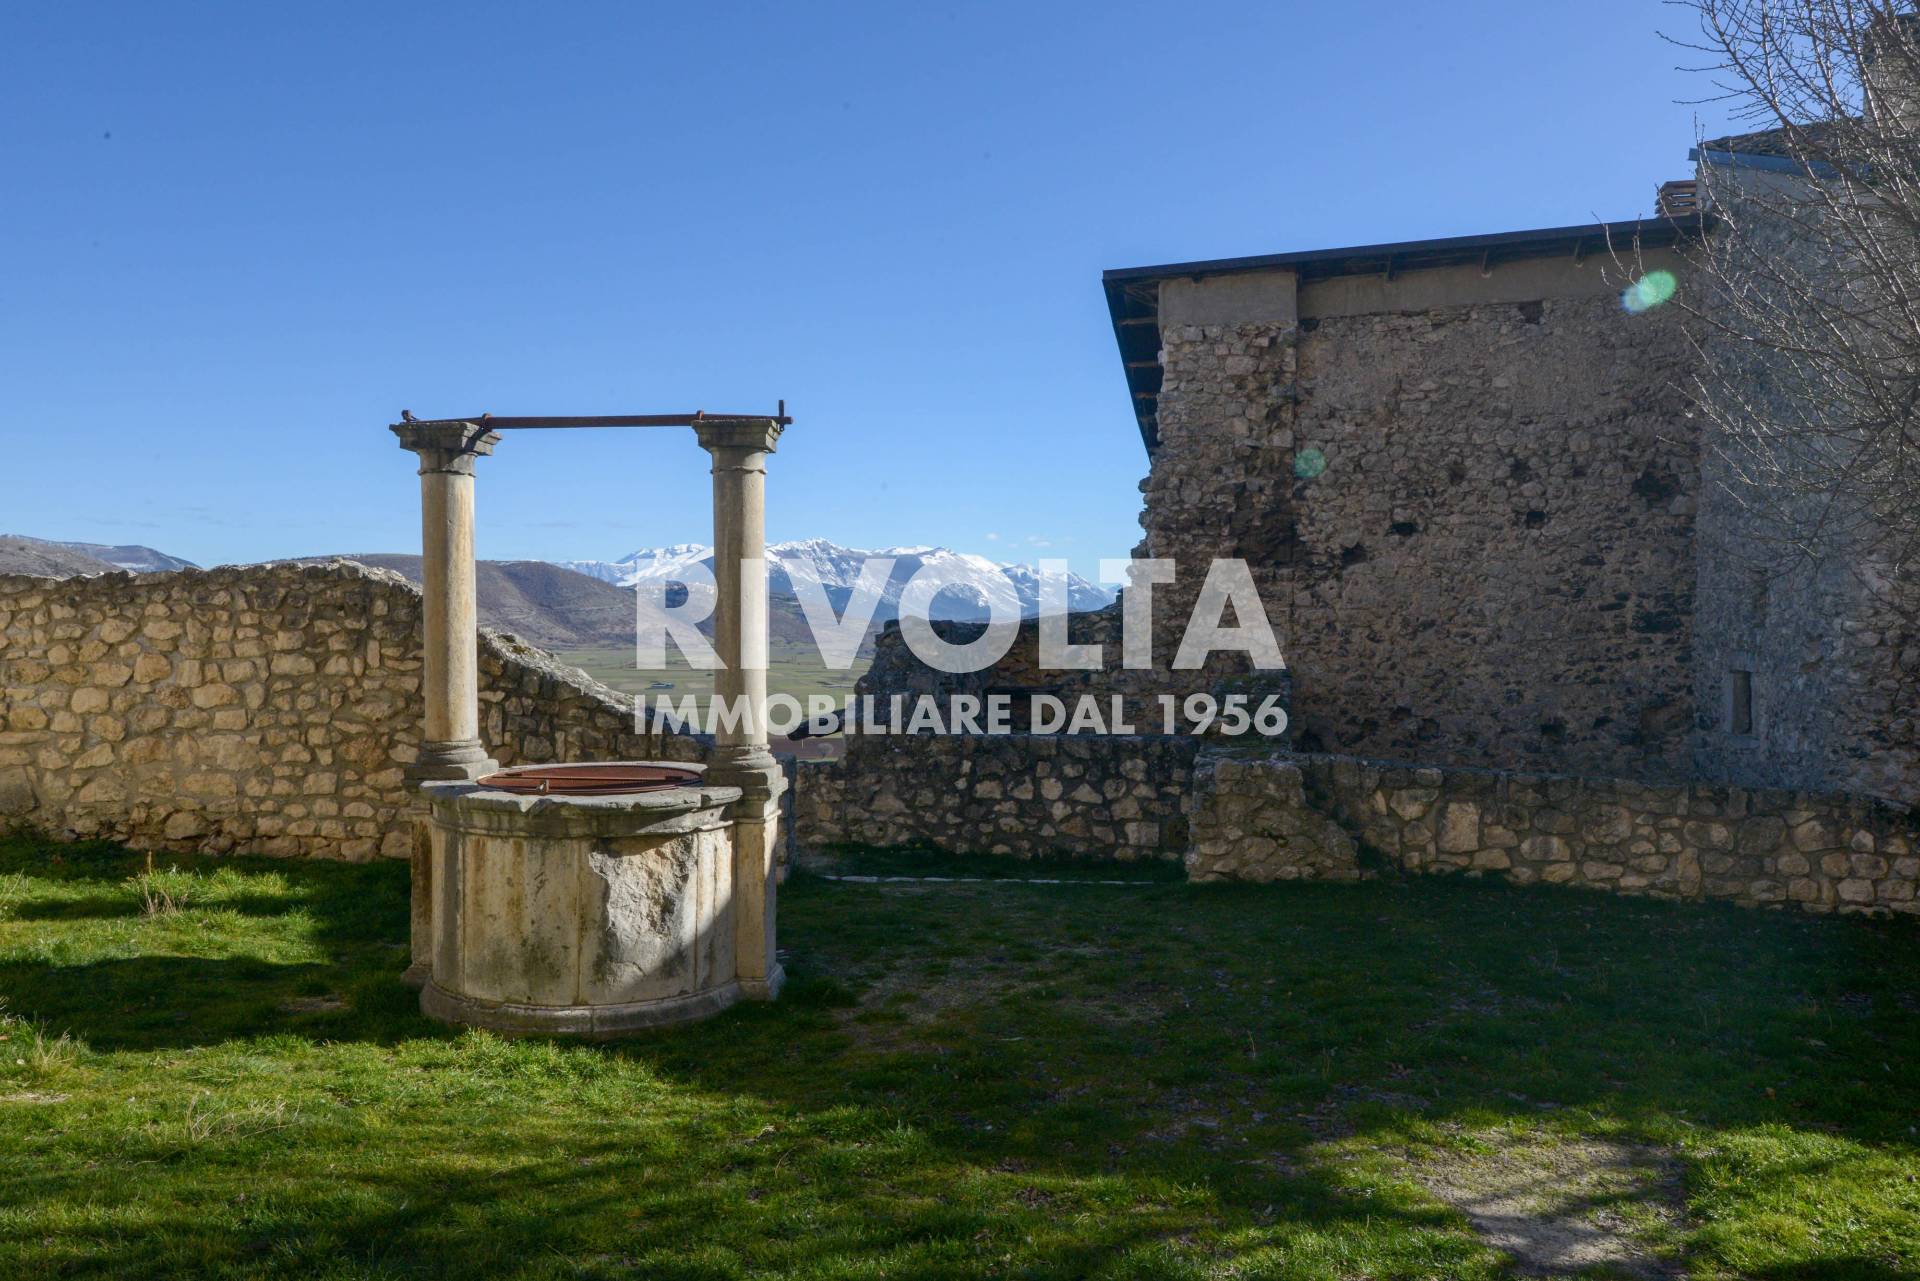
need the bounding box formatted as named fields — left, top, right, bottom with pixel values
left=1436, top=800, right=1480, bottom=853
left=1837, top=878, right=1876, bottom=904
left=1792, top=819, right=1839, bottom=852
left=0, top=766, right=36, bottom=816
left=1518, top=834, right=1571, bottom=863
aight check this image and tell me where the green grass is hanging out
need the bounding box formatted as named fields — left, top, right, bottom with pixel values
left=557, top=642, right=868, bottom=713
left=2, top=833, right=1918, bottom=1278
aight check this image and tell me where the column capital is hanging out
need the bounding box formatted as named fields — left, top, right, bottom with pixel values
left=693, top=419, right=783, bottom=459
left=392, top=422, right=502, bottom=476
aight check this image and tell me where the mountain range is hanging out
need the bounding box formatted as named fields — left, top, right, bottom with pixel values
left=314, top=554, right=819, bottom=651
left=2, top=534, right=1113, bottom=655
left=557, top=539, right=1114, bottom=621
left=0, top=535, right=198, bottom=578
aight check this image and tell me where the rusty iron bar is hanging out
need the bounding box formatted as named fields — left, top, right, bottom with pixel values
left=395, top=403, right=789, bottom=430
left=476, top=763, right=704, bottom=796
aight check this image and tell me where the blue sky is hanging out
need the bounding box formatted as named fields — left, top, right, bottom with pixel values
left=0, top=2, right=1736, bottom=581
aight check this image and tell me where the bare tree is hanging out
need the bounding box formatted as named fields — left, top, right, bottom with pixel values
left=1669, top=1, right=1920, bottom=612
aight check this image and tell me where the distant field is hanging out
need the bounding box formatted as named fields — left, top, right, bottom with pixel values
left=557, top=642, right=868, bottom=759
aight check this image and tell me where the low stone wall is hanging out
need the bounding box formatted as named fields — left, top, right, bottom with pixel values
left=1186, top=752, right=1919, bottom=915
left=1186, top=755, right=1361, bottom=882
left=0, top=561, right=691, bottom=860
left=790, top=729, right=1918, bottom=914
left=794, top=734, right=1198, bottom=862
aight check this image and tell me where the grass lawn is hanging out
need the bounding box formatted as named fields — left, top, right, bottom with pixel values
left=1, top=834, right=1918, bottom=1279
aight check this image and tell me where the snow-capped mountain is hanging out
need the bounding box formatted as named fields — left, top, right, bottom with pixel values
left=554, top=539, right=1114, bottom=620
left=55, top=541, right=200, bottom=574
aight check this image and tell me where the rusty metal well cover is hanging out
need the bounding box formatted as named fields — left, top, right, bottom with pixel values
left=476, top=764, right=701, bottom=796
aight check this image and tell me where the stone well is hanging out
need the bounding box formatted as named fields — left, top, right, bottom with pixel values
left=391, top=411, right=787, bottom=1026
left=418, top=762, right=748, bottom=1037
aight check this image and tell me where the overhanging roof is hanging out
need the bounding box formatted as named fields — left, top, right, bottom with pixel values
left=1103, top=215, right=1704, bottom=454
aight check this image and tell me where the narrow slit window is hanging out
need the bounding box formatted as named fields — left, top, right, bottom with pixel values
left=1729, top=669, right=1754, bottom=736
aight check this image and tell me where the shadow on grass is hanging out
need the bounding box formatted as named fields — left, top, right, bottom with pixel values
left=3, top=1125, right=1480, bottom=1280
left=0, top=833, right=425, bottom=1050
left=0, top=953, right=430, bottom=1050
left=4, top=835, right=1920, bottom=1276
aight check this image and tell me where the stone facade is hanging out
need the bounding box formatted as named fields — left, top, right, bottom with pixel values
left=784, top=212, right=1918, bottom=919
left=0, top=561, right=693, bottom=860
left=1139, top=254, right=1701, bottom=779
left=793, top=733, right=1197, bottom=862
left=1136, top=303, right=1298, bottom=705
left=1688, top=163, right=1920, bottom=803
left=1120, top=203, right=1919, bottom=807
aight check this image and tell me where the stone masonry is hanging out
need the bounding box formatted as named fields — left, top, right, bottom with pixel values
left=790, top=724, right=1920, bottom=916
left=0, top=560, right=693, bottom=859
left=1185, top=755, right=1360, bottom=882
left=1117, top=193, right=1918, bottom=807
left=1688, top=162, right=1920, bottom=804
left=794, top=733, right=1198, bottom=862
left=1141, top=262, right=1700, bottom=779
left=1185, top=750, right=1920, bottom=915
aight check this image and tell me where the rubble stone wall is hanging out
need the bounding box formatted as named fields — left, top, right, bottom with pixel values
left=0, top=561, right=692, bottom=860
left=1142, top=254, right=1701, bottom=779
left=793, top=733, right=1198, bottom=862
left=793, top=728, right=1916, bottom=915
left=1188, top=750, right=1919, bottom=915
left=1688, top=163, right=1920, bottom=805
left=1185, top=755, right=1361, bottom=882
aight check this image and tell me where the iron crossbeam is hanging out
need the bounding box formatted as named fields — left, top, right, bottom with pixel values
left=393, top=405, right=789, bottom=431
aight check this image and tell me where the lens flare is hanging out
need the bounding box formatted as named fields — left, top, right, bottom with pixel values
left=1293, top=447, right=1327, bottom=480
left=1621, top=269, right=1678, bottom=315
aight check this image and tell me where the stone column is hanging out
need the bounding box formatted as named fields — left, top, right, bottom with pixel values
left=391, top=420, right=502, bottom=988
left=694, top=418, right=786, bottom=1001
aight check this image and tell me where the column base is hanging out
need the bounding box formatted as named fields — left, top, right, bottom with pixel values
left=409, top=740, right=498, bottom=782
left=421, top=979, right=743, bottom=1038
left=400, top=960, right=433, bottom=990
left=738, top=963, right=786, bottom=1002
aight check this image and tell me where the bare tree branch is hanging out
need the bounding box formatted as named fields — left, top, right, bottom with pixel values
left=1668, top=1, right=1920, bottom=617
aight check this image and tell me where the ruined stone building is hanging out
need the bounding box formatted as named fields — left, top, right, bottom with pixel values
left=1101, top=133, right=1917, bottom=807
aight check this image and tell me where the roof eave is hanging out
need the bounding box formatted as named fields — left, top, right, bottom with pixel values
left=1104, top=215, right=1707, bottom=458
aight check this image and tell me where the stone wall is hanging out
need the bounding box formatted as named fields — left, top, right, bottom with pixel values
left=1185, top=755, right=1359, bottom=882
left=1187, top=750, right=1920, bottom=915
left=0, top=561, right=693, bottom=860
left=1690, top=519, right=1917, bottom=805
left=1286, top=294, right=1699, bottom=775
left=793, top=733, right=1198, bottom=862
left=1142, top=258, right=1701, bottom=779
left=1688, top=162, right=1920, bottom=805
left=1137, top=298, right=1298, bottom=705
left=1127, top=216, right=1920, bottom=806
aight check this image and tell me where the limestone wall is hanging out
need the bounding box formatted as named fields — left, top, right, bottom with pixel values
left=1687, top=164, right=1920, bottom=805
left=1141, top=258, right=1701, bottom=779
left=791, top=727, right=1917, bottom=913
left=1187, top=751, right=1919, bottom=915
left=1185, top=755, right=1360, bottom=882
left=793, top=733, right=1198, bottom=862
left=0, top=561, right=691, bottom=860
